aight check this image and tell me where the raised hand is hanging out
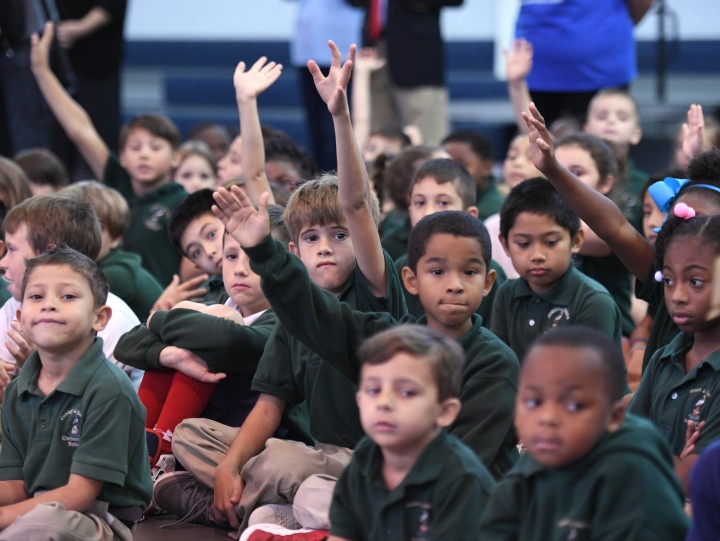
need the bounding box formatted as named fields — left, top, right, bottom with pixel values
left=681, top=103, right=705, bottom=162
left=234, top=57, right=283, bottom=103
left=212, top=186, right=270, bottom=249
left=30, top=21, right=54, bottom=74
left=150, top=274, right=209, bottom=316
left=522, top=102, right=557, bottom=173
left=504, top=38, right=533, bottom=84
left=308, top=40, right=357, bottom=116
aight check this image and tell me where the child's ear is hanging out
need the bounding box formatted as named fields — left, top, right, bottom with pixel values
left=607, top=397, right=627, bottom=433
left=110, top=237, right=122, bottom=250
left=483, top=267, right=497, bottom=297
left=571, top=228, right=584, bottom=254
left=171, top=151, right=181, bottom=169
left=401, top=266, right=418, bottom=295
left=288, top=242, right=300, bottom=257
left=597, top=174, right=615, bottom=196
left=437, top=397, right=462, bottom=428
left=92, top=305, right=112, bottom=333
left=465, top=206, right=479, bottom=219
left=630, top=125, right=643, bottom=146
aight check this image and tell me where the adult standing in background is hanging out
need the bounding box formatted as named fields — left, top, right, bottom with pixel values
left=515, top=0, right=655, bottom=128
left=290, top=0, right=363, bottom=172
left=350, top=0, right=463, bottom=146
left=55, top=0, right=127, bottom=180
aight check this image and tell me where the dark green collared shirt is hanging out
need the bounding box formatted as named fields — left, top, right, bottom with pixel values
left=630, top=332, right=720, bottom=456
left=104, top=155, right=187, bottom=286
left=476, top=180, right=504, bottom=221
left=480, top=415, right=688, bottom=541
left=331, top=431, right=496, bottom=541
left=491, top=265, right=622, bottom=361
left=0, top=339, right=152, bottom=508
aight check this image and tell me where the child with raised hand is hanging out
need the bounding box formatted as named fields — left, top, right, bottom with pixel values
left=173, top=140, right=218, bottom=194
left=0, top=247, right=152, bottom=538
left=479, top=327, right=689, bottom=541
left=30, top=22, right=186, bottom=286
left=326, top=325, right=496, bottom=541
left=629, top=214, right=720, bottom=491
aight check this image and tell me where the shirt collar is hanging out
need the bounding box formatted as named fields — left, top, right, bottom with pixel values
left=513, top=265, right=579, bottom=305
left=17, top=338, right=105, bottom=397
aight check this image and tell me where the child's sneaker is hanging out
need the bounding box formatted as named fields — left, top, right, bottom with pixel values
left=153, top=471, right=216, bottom=526
left=248, top=503, right=301, bottom=530
left=240, top=524, right=329, bottom=541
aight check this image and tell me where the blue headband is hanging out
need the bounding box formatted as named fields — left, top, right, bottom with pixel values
left=648, top=177, right=720, bottom=232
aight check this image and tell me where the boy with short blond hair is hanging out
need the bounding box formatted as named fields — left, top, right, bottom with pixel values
left=327, top=325, right=496, bottom=541
left=0, top=247, right=152, bottom=539
left=479, top=327, right=688, bottom=540
left=30, top=23, right=187, bottom=286
left=0, top=196, right=142, bottom=388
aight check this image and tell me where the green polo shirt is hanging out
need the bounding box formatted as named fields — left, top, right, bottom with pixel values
left=247, top=236, right=407, bottom=449
left=253, top=234, right=519, bottom=476
left=100, top=247, right=163, bottom=322
left=491, top=265, right=622, bottom=361
left=479, top=414, right=688, bottom=541
left=0, top=339, right=152, bottom=509
left=0, top=278, right=11, bottom=305
left=630, top=332, right=720, bottom=456
left=104, top=155, right=187, bottom=286
left=395, top=253, right=507, bottom=330
left=574, top=252, right=634, bottom=336
left=330, top=431, right=496, bottom=541
left=476, top=179, right=504, bottom=221
left=636, top=268, right=679, bottom=372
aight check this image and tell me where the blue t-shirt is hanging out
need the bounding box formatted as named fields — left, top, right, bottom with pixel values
left=516, top=0, right=636, bottom=92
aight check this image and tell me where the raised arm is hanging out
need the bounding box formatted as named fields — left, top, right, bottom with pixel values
left=56, top=6, right=112, bottom=48
left=30, top=22, right=109, bottom=179
left=505, top=39, right=533, bottom=135
left=523, top=103, right=655, bottom=281
left=234, top=57, right=282, bottom=206
left=350, top=48, right=385, bottom=153
left=309, top=41, right=387, bottom=297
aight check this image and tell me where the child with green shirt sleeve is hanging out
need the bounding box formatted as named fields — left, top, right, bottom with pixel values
left=327, top=325, right=496, bottom=541
left=480, top=327, right=689, bottom=541
left=492, top=177, right=623, bottom=361
left=30, top=23, right=186, bottom=286
left=0, top=247, right=152, bottom=539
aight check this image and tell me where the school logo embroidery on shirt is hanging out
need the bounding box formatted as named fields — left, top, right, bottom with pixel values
left=407, top=501, right=432, bottom=540
left=60, top=409, right=83, bottom=447
left=557, top=518, right=589, bottom=540
left=547, top=307, right=571, bottom=328
left=687, top=389, right=710, bottom=422
left=144, top=205, right=171, bottom=232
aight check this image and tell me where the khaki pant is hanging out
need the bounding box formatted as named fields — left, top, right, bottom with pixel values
left=0, top=502, right=133, bottom=541
left=369, top=41, right=449, bottom=146
left=172, top=418, right=351, bottom=531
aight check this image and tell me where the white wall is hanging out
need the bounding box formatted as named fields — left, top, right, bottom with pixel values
left=126, top=0, right=720, bottom=41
